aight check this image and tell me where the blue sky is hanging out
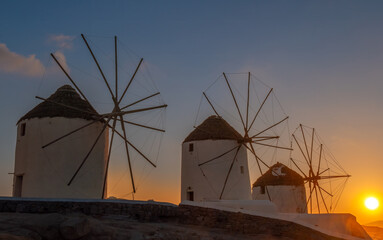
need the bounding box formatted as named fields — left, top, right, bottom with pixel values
left=1, top=1, right=383, bottom=223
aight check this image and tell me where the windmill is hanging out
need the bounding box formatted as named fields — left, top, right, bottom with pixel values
left=182, top=72, right=291, bottom=201
left=35, top=34, right=167, bottom=198
left=290, top=124, right=350, bottom=213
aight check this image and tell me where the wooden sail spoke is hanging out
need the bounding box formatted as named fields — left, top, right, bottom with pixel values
left=306, top=183, right=315, bottom=213
left=110, top=125, right=157, bottom=168
left=223, top=72, right=246, bottom=130
left=123, top=120, right=165, bottom=132
left=319, top=168, right=330, bottom=176
left=310, top=128, right=315, bottom=164
left=243, top=142, right=254, bottom=154
left=249, top=143, right=270, bottom=169
left=119, top=115, right=136, bottom=193
left=317, top=174, right=351, bottom=180
left=198, top=145, right=240, bottom=167
left=67, top=116, right=113, bottom=186
left=292, top=134, right=311, bottom=169
left=120, top=104, right=167, bottom=116
left=50, top=53, right=94, bottom=110
left=317, top=185, right=333, bottom=197
left=42, top=118, right=102, bottom=149
left=253, top=136, right=280, bottom=141
left=119, top=58, right=143, bottom=104
left=248, top=88, right=273, bottom=131
left=248, top=143, right=275, bottom=201
left=290, top=158, right=308, bottom=178
left=203, top=92, right=220, bottom=117
left=314, top=184, right=320, bottom=213
left=300, top=124, right=312, bottom=166
left=317, top=144, right=323, bottom=175
left=81, top=34, right=116, bottom=103
left=115, top=36, right=118, bottom=100
left=245, top=72, right=250, bottom=130
left=251, top=116, right=288, bottom=138
left=102, top=116, right=117, bottom=198
left=219, top=145, right=241, bottom=199
left=248, top=142, right=271, bottom=200
left=318, top=185, right=330, bottom=213
left=252, top=141, right=293, bottom=151
left=120, top=92, right=160, bottom=110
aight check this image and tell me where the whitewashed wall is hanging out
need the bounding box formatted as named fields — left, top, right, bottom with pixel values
left=252, top=185, right=307, bottom=213
left=181, top=139, right=251, bottom=201
left=14, top=117, right=108, bottom=199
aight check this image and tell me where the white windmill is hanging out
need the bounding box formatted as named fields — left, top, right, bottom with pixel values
left=13, top=34, right=167, bottom=199
left=181, top=72, right=291, bottom=202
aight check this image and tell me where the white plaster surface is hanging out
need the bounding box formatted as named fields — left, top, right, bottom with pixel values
left=13, top=117, right=108, bottom=199
left=253, top=185, right=307, bottom=213
left=181, top=139, right=251, bottom=201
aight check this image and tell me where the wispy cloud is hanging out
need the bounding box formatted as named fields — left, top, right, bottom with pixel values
left=0, top=43, right=71, bottom=78
left=0, top=43, right=45, bottom=77
left=49, top=34, right=75, bottom=49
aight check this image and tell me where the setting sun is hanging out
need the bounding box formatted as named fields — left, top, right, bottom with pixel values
left=365, top=197, right=379, bottom=210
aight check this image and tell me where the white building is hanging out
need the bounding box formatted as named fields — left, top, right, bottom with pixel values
left=181, top=115, right=251, bottom=202
left=252, top=162, right=307, bottom=213
left=13, top=85, right=109, bottom=199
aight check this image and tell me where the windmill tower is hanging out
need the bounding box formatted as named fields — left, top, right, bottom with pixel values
left=252, top=162, right=307, bottom=213
left=13, top=34, right=167, bottom=199
left=181, top=115, right=252, bottom=201
left=13, top=85, right=109, bottom=199
left=181, top=72, right=291, bottom=202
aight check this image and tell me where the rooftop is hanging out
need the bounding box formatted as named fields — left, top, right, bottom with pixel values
left=184, top=115, right=242, bottom=143
left=253, top=162, right=304, bottom=187
left=18, top=85, right=99, bottom=124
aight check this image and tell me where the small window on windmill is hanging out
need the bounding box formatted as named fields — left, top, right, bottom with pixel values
left=189, top=143, right=194, bottom=152
left=240, top=166, right=244, bottom=174
left=260, top=186, right=265, bottom=194
left=20, top=123, right=26, bottom=137
left=14, top=175, right=23, bottom=197
left=187, top=191, right=194, bottom=201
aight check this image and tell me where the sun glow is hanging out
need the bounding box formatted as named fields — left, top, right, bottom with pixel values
left=364, top=197, right=379, bottom=210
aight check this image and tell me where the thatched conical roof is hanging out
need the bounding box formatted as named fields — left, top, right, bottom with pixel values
left=18, top=85, right=99, bottom=124
left=184, top=115, right=242, bottom=143
left=253, top=162, right=304, bottom=187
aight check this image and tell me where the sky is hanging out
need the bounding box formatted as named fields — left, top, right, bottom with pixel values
left=0, top=0, right=383, bottom=224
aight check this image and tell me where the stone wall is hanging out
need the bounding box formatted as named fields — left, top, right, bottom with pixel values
left=0, top=198, right=178, bottom=221
left=0, top=198, right=345, bottom=240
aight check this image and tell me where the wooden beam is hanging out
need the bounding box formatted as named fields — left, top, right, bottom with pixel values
left=81, top=34, right=116, bottom=103
left=198, top=145, right=239, bottom=167
left=223, top=72, right=246, bottom=130
left=203, top=92, right=220, bottom=117
left=219, top=146, right=241, bottom=199
left=120, top=92, right=160, bottom=110
left=248, top=88, right=273, bottom=131
left=119, top=58, right=143, bottom=104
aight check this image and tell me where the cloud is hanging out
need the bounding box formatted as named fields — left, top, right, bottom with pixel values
left=49, top=34, right=75, bottom=49
left=0, top=43, right=71, bottom=78
left=0, top=43, right=45, bottom=77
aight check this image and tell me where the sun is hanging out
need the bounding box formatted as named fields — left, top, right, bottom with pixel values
left=365, top=197, right=379, bottom=210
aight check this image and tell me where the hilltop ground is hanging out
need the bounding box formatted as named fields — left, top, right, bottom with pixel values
left=0, top=212, right=344, bottom=240
left=0, top=198, right=369, bottom=240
